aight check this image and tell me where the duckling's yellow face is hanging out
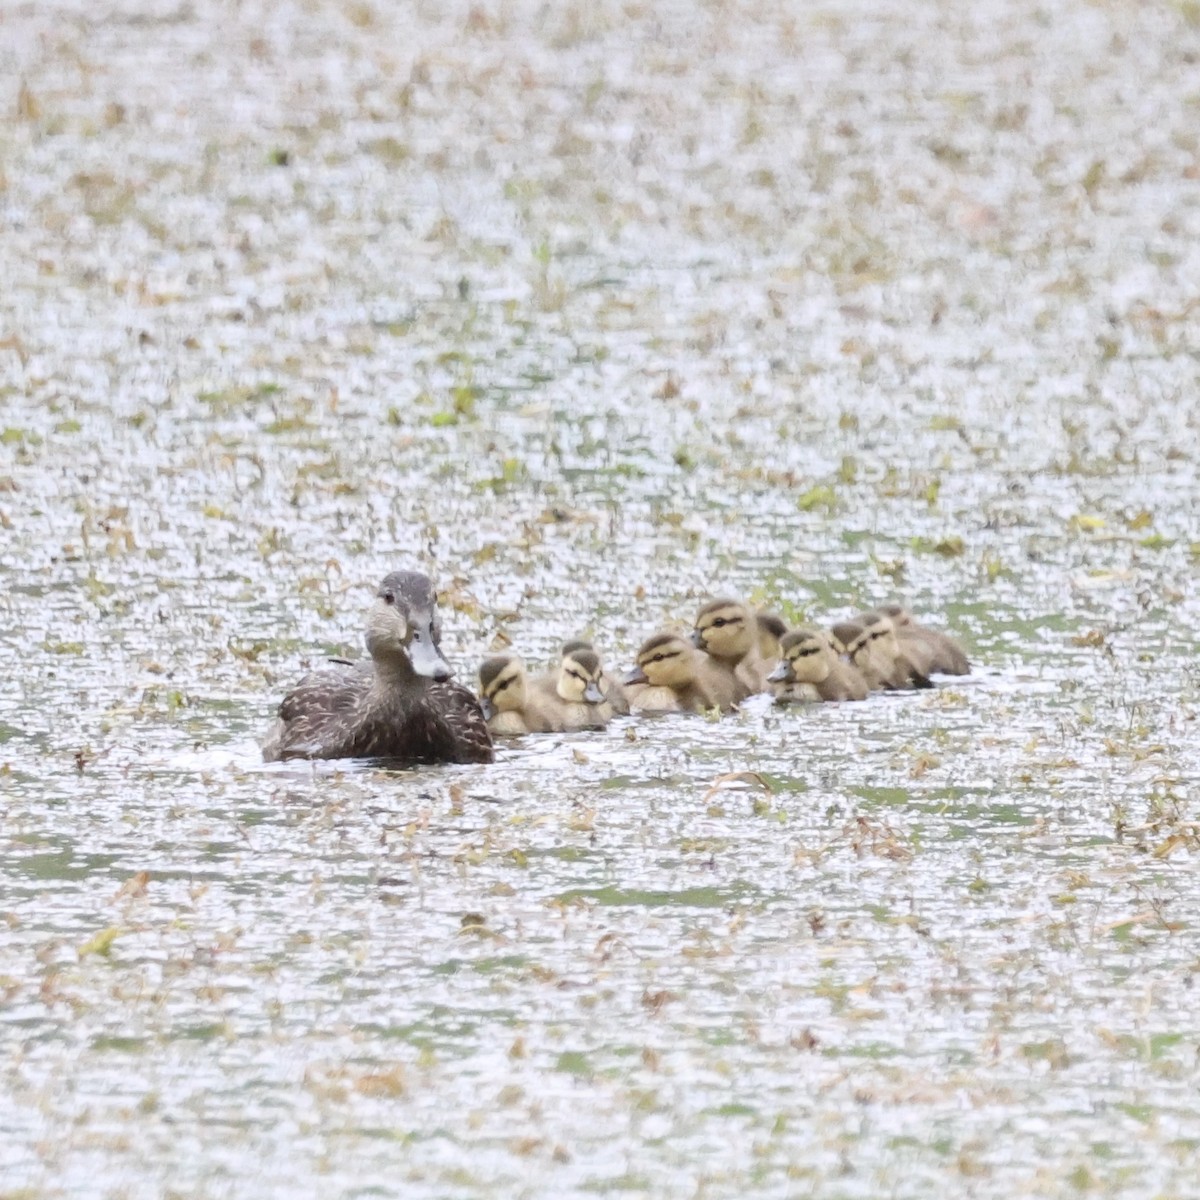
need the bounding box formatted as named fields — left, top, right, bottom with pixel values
left=864, top=616, right=901, bottom=662
left=773, top=630, right=831, bottom=684
left=634, top=634, right=696, bottom=689
left=848, top=626, right=876, bottom=666
left=828, top=622, right=863, bottom=658
left=557, top=650, right=606, bottom=704
left=479, top=657, right=527, bottom=716
left=693, top=600, right=755, bottom=661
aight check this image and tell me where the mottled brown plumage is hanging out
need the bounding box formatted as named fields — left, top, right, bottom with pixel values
left=262, top=570, right=493, bottom=764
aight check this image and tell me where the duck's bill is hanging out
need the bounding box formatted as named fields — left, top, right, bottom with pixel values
left=623, top=665, right=649, bottom=686
left=478, top=697, right=497, bottom=721
left=583, top=681, right=605, bottom=704
left=410, top=635, right=453, bottom=681
left=766, top=662, right=790, bottom=683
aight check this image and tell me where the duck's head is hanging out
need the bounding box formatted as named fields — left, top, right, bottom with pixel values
left=755, top=611, right=788, bottom=659
left=862, top=612, right=901, bottom=660
left=692, top=598, right=755, bottom=662
left=767, top=628, right=831, bottom=685
left=557, top=647, right=606, bottom=705
left=845, top=626, right=876, bottom=667
left=626, top=631, right=697, bottom=690
left=877, top=602, right=913, bottom=628
left=828, top=619, right=865, bottom=658
left=365, top=570, right=452, bottom=680
left=478, top=654, right=527, bottom=721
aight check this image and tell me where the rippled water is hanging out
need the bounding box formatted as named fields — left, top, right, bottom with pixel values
left=3, top=0, right=1200, bottom=1195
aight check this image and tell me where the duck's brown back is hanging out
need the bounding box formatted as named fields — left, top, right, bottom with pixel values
left=264, top=664, right=493, bottom=764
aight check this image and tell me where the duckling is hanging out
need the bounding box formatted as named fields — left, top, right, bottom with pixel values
left=828, top=619, right=866, bottom=660
left=860, top=609, right=939, bottom=681
left=767, top=628, right=869, bottom=703
left=692, top=598, right=774, bottom=700
left=477, top=655, right=533, bottom=736
left=876, top=603, right=970, bottom=675
left=755, top=611, right=788, bottom=661
left=262, top=570, right=493, bottom=764
left=849, top=614, right=933, bottom=691
left=523, top=645, right=616, bottom=732
left=623, top=630, right=738, bottom=713
left=560, top=639, right=629, bottom=714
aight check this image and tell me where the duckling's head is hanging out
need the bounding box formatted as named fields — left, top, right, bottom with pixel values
left=365, top=570, right=452, bottom=680
left=478, top=655, right=527, bottom=720
left=845, top=626, right=877, bottom=667
left=828, top=619, right=864, bottom=658
left=756, top=611, right=788, bottom=659
left=626, top=631, right=697, bottom=690
left=767, top=628, right=831, bottom=685
left=877, top=602, right=913, bottom=627
left=557, top=648, right=606, bottom=704
left=862, top=613, right=901, bottom=660
left=692, top=598, right=755, bottom=662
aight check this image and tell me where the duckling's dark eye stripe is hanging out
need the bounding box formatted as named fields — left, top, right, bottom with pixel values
left=790, top=647, right=819, bottom=658
left=491, top=676, right=514, bottom=694
left=569, top=670, right=587, bottom=683
left=645, top=650, right=680, bottom=665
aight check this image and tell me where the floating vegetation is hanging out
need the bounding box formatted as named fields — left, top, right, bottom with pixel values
left=1, top=0, right=1198, bottom=1197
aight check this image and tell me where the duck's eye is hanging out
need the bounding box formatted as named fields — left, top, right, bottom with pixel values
left=711, top=618, right=727, bottom=628
left=383, top=591, right=395, bottom=605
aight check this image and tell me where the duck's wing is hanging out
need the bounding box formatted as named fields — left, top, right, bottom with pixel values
left=278, top=663, right=363, bottom=724
left=263, top=664, right=368, bottom=760
left=425, top=680, right=495, bottom=763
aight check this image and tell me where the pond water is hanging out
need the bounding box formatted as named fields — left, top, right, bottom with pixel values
left=2, top=0, right=1200, bottom=1196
